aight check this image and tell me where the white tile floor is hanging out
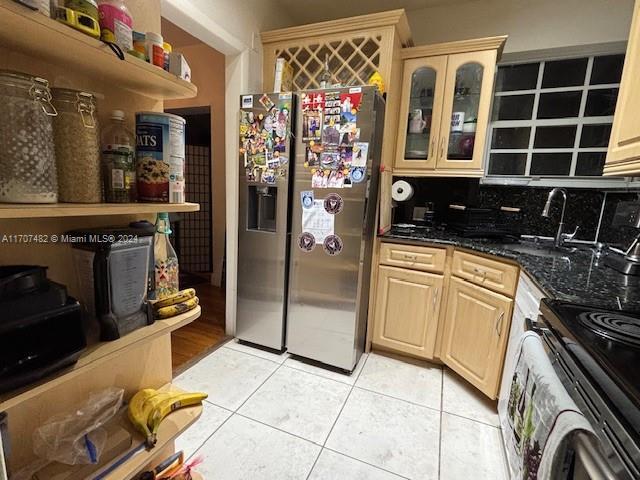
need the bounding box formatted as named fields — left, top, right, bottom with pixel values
left=174, top=340, right=508, bottom=480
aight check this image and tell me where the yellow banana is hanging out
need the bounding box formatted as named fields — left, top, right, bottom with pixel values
left=147, top=392, right=208, bottom=436
left=137, top=391, right=180, bottom=446
left=127, top=389, right=158, bottom=447
left=153, top=288, right=196, bottom=310
left=154, top=296, right=199, bottom=319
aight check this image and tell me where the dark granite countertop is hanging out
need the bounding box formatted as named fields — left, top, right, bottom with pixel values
left=381, top=228, right=640, bottom=311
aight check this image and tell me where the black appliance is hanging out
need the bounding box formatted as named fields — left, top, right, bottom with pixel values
left=530, top=299, right=640, bottom=479
left=0, top=266, right=86, bottom=394
left=68, top=225, right=154, bottom=341
left=446, top=205, right=522, bottom=239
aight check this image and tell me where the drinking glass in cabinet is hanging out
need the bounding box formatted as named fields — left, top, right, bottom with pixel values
left=447, top=63, right=483, bottom=160
left=405, top=67, right=437, bottom=159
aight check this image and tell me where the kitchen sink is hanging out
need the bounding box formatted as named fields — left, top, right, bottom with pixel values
left=503, top=238, right=587, bottom=258
left=506, top=243, right=576, bottom=258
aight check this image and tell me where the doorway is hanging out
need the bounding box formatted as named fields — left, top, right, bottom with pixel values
left=162, top=18, right=229, bottom=372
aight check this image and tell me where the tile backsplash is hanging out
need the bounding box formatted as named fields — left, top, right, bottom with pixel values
left=393, top=177, right=640, bottom=248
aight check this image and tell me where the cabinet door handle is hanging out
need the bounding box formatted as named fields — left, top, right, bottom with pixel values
left=496, top=311, right=505, bottom=336
left=473, top=267, right=487, bottom=281
left=403, top=254, right=417, bottom=261
left=429, top=138, right=435, bottom=159
left=433, top=287, right=439, bottom=313
left=439, top=137, right=445, bottom=160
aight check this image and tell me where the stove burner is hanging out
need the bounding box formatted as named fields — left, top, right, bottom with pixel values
left=578, top=311, right=640, bottom=347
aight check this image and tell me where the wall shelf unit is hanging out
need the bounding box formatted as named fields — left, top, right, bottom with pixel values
left=0, top=0, right=203, bottom=476
left=0, top=202, right=200, bottom=219
left=0, top=306, right=201, bottom=411
left=0, top=0, right=197, bottom=100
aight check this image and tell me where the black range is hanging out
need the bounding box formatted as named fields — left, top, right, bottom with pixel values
left=539, top=299, right=640, bottom=479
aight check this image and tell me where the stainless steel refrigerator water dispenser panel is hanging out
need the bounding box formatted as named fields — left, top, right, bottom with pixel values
left=236, top=93, right=295, bottom=351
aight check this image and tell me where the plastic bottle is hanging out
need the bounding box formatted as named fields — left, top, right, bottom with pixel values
left=146, top=31, right=164, bottom=68
left=98, top=0, right=133, bottom=51
left=319, top=54, right=331, bottom=88
left=154, top=213, right=179, bottom=300
left=162, top=42, right=172, bottom=71
left=101, top=110, right=136, bottom=202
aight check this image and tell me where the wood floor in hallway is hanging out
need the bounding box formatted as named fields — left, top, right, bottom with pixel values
left=171, top=283, right=228, bottom=372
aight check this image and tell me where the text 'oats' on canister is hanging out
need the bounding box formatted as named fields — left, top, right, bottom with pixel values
left=135, top=111, right=185, bottom=203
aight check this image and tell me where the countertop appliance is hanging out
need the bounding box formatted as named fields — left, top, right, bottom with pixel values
left=527, top=299, right=640, bottom=479
left=0, top=266, right=86, bottom=393
left=68, top=225, right=154, bottom=341
left=287, top=86, right=385, bottom=371
left=446, top=204, right=522, bottom=239
left=236, top=92, right=296, bottom=351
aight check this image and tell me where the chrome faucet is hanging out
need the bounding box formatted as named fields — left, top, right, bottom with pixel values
left=542, top=187, right=579, bottom=248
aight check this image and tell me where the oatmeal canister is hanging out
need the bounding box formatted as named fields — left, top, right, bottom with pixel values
left=135, top=112, right=185, bottom=203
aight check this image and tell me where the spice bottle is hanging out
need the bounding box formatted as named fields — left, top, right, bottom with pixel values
left=146, top=32, right=164, bottom=68
left=101, top=110, right=136, bottom=202
left=154, top=213, right=179, bottom=300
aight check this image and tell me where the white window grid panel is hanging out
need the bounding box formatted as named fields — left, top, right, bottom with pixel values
left=485, top=55, right=621, bottom=178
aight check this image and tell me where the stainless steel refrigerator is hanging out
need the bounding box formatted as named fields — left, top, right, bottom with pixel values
left=287, top=86, right=385, bottom=371
left=236, top=92, right=295, bottom=350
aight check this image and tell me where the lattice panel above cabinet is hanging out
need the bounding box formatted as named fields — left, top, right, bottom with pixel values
left=275, top=35, right=383, bottom=90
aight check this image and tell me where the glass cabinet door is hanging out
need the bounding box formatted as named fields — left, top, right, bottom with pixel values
left=438, top=51, right=497, bottom=171
left=446, top=62, right=483, bottom=160
left=404, top=67, right=437, bottom=159
left=395, top=56, right=447, bottom=170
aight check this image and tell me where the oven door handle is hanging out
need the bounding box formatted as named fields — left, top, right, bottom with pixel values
left=573, top=431, right=618, bottom=480
left=525, top=317, right=549, bottom=335
left=524, top=317, right=549, bottom=335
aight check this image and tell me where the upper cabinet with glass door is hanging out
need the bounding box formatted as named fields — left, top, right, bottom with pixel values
left=395, top=36, right=507, bottom=176
left=395, top=56, right=447, bottom=170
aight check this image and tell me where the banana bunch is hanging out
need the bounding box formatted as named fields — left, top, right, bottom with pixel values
left=152, top=288, right=200, bottom=319
left=128, top=388, right=208, bottom=448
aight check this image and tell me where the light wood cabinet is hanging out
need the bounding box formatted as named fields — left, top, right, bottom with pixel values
left=451, top=250, right=518, bottom=296
left=379, top=242, right=446, bottom=273
left=394, top=36, right=506, bottom=176
left=373, top=265, right=444, bottom=359
left=604, top=0, right=640, bottom=176
left=441, top=276, right=513, bottom=399
left=261, top=10, right=413, bottom=235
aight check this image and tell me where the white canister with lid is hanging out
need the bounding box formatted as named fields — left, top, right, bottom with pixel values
left=146, top=32, right=164, bottom=67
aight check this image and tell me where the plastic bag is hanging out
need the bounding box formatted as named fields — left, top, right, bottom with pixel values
left=32, top=387, right=124, bottom=465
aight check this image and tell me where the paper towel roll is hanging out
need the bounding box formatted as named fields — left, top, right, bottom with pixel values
left=392, top=180, right=414, bottom=202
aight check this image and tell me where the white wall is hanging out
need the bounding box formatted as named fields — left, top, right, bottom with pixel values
left=406, top=0, right=633, bottom=53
